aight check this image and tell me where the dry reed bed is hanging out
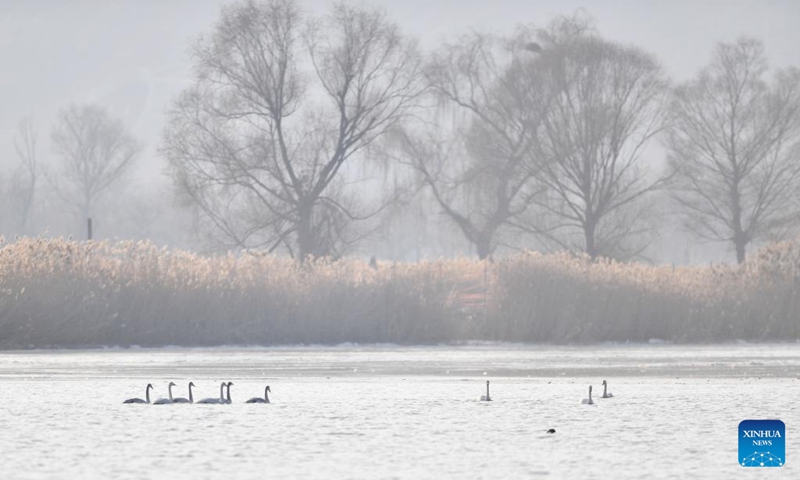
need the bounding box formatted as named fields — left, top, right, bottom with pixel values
left=0, top=237, right=797, bottom=348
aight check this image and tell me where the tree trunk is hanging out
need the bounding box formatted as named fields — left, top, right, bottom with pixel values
left=731, top=181, right=746, bottom=264
left=83, top=202, right=91, bottom=241
left=584, top=220, right=598, bottom=260
left=734, top=235, right=747, bottom=264
left=296, top=203, right=315, bottom=262
left=475, top=234, right=492, bottom=260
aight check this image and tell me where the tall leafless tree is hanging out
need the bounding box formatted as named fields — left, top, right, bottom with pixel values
left=395, top=29, right=545, bottom=259
left=667, top=38, right=800, bottom=263
left=50, top=104, right=141, bottom=237
left=162, top=0, right=423, bottom=259
left=525, top=22, right=670, bottom=260
left=10, top=117, right=39, bottom=234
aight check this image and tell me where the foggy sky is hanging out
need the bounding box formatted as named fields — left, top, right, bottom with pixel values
left=2, top=0, right=799, bottom=182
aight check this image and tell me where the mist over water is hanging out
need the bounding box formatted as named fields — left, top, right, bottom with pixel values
left=2, top=345, right=799, bottom=479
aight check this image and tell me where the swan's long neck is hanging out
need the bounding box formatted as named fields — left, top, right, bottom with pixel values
left=168, top=384, right=174, bottom=401
left=226, top=384, right=232, bottom=403
left=264, top=387, right=270, bottom=403
left=589, top=387, right=593, bottom=402
left=146, top=385, right=152, bottom=403
left=486, top=382, right=490, bottom=399
left=188, top=384, right=194, bottom=403
left=219, top=383, right=225, bottom=401
left=603, top=383, right=607, bottom=397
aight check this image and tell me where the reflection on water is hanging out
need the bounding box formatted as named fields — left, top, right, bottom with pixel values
left=0, top=344, right=799, bottom=479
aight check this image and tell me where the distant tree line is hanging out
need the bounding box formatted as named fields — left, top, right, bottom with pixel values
left=161, top=0, right=800, bottom=264
left=1, top=108, right=188, bottom=246
left=4, top=1, right=800, bottom=265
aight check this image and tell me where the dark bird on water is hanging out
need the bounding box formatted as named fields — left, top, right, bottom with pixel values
left=547, top=428, right=556, bottom=434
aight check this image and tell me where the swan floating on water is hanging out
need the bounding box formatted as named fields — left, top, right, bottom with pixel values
left=581, top=385, right=594, bottom=405
left=601, top=380, right=614, bottom=398
left=246, top=386, right=271, bottom=403
left=547, top=428, right=556, bottom=434
left=197, top=382, right=227, bottom=404
left=123, top=383, right=153, bottom=404
left=153, top=382, right=176, bottom=405
left=172, top=382, right=194, bottom=403
left=480, top=381, right=492, bottom=401
left=223, top=382, right=233, bottom=404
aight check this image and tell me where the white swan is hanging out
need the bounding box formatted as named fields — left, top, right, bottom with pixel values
left=222, top=382, right=233, bottom=404
left=153, top=381, right=176, bottom=405
left=172, top=382, right=195, bottom=403
left=601, top=380, right=614, bottom=398
left=123, top=383, right=153, bottom=404
left=480, top=380, right=492, bottom=401
left=246, top=386, right=271, bottom=403
left=197, top=382, right=227, bottom=404
left=581, top=385, right=594, bottom=405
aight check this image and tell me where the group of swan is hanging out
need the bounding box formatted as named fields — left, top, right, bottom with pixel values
left=478, top=379, right=614, bottom=406
left=129, top=378, right=611, bottom=409
left=124, top=382, right=271, bottom=405
left=482, top=379, right=619, bottom=434
left=581, top=380, right=614, bottom=405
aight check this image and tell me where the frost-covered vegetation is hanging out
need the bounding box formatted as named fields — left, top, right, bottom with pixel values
left=0, top=237, right=798, bottom=348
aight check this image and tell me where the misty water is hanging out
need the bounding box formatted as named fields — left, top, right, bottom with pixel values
left=2, top=344, right=799, bottom=479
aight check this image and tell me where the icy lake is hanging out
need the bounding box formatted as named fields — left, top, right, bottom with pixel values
left=1, top=344, right=799, bottom=479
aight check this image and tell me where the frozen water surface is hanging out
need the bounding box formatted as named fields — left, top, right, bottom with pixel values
left=1, top=344, right=799, bottom=479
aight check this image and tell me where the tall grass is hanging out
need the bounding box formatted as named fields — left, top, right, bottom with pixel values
left=0, top=237, right=797, bottom=348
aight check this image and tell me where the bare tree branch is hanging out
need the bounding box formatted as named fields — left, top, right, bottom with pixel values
left=525, top=20, right=669, bottom=260
left=393, top=27, right=546, bottom=259
left=10, top=117, right=39, bottom=234
left=50, top=104, right=141, bottom=237
left=667, top=37, right=800, bottom=263
left=163, top=0, right=423, bottom=260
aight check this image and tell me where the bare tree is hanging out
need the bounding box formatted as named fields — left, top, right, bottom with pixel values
left=162, top=0, right=423, bottom=259
left=667, top=38, right=800, bottom=263
left=50, top=104, right=141, bottom=237
left=395, top=29, right=545, bottom=259
left=10, top=117, right=38, bottom=234
left=525, top=23, right=669, bottom=260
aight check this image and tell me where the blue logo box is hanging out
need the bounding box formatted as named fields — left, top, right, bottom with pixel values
left=739, top=420, right=785, bottom=467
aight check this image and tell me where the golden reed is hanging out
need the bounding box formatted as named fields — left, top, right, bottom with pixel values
left=0, top=237, right=796, bottom=347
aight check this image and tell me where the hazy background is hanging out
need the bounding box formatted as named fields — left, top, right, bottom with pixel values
left=1, top=0, right=799, bottom=262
